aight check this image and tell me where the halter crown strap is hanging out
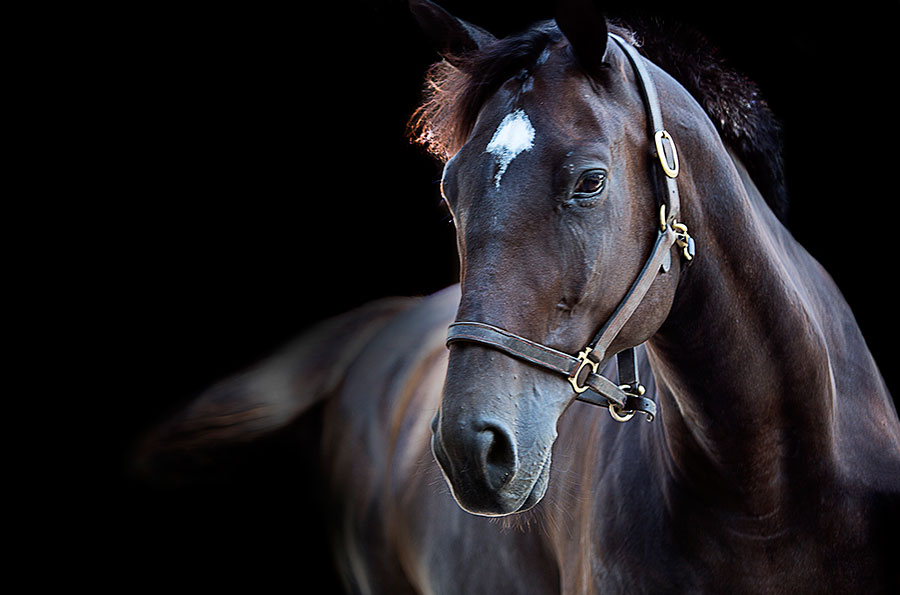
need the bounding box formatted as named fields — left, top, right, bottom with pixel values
left=445, top=34, right=696, bottom=423
left=609, top=34, right=681, bottom=223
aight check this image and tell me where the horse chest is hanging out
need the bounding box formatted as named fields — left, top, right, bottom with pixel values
left=564, top=493, right=888, bottom=594
left=538, top=428, right=886, bottom=593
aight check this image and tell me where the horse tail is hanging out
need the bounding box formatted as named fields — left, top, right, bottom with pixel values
left=133, top=296, right=417, bottom=484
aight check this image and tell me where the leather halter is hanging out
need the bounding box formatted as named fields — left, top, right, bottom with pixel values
left=445, top=34, right=695, bottom=423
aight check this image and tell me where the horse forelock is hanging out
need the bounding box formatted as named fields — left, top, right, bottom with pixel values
left=409, top=16, right=788, bottom=222
left=408, top=20, right=563, bottom=161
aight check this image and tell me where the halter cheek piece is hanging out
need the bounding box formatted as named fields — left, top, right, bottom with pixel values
left=445, top=35, right=696, bottom=423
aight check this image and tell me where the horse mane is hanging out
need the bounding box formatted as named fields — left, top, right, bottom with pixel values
left=409, top=18, right=789, bottom=222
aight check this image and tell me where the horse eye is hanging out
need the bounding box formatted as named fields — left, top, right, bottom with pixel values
left=573, top=171, right=606, bottom=196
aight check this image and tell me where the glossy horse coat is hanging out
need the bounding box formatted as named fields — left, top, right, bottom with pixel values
left=138, top=1, right=900, bottom=592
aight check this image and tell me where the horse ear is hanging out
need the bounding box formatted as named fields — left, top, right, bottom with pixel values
left=409, top=0, right=496, bottom=63
left=554, top=0, right=609, bottom=73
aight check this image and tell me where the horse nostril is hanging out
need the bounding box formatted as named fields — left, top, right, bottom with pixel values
left=476, top=422, right=517, bottom=490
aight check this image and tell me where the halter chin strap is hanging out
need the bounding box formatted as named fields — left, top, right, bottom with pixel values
left=445, top=34, right=695, bottom=423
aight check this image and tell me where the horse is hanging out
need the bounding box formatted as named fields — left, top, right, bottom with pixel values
left=136, top=0, right=900, bottom=592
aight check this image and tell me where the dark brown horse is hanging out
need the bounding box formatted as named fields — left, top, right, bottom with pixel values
left=137, top=1, right=899, bottom=592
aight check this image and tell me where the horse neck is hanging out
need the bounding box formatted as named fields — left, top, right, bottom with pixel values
left=645, top=146, right=851, bottom=516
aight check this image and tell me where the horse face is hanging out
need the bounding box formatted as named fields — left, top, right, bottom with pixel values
left=430, top=36, right=679, bottom=516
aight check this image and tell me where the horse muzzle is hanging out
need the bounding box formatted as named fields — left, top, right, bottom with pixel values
left=430, top=400, right=555, bottom=516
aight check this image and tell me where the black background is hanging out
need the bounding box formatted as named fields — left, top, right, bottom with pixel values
left=61, top=1, right=896, bottom=592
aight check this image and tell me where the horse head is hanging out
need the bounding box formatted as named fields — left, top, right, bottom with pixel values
left=411, top=0, right=710, bottom=515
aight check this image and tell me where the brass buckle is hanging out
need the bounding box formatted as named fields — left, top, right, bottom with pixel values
left=654, top=129, right=679, bottom=178
left=659, top=205, right=694, bottom=262
left=673, top=222, right=694, bottom=261
left=568, top=347, right=599, bottom=394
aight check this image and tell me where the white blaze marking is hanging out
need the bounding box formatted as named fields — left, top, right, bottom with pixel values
left=485, top=109, right=535, bottom=188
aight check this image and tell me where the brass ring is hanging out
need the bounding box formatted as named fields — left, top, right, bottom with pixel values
left=609, top=403, right=635, bottom=422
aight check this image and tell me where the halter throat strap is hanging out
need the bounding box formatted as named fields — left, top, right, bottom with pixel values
left=445, top=34, right=695, bottom=423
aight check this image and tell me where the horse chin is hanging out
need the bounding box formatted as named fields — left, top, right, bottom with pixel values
left=514, top=453, right=551, bottom=514
left=471, top=450, right=552, bottom=518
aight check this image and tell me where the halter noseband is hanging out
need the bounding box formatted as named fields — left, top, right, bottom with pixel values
left=446, top=35, right=695, bottom=423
